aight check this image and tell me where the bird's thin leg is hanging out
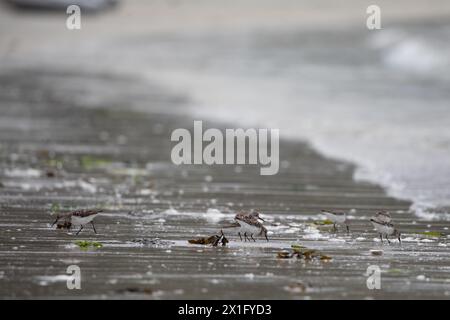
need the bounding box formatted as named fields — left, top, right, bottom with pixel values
left=386, top=235, right=391, bottom=244
left=333, top=223, right=337, bottom=232
left=379, top=233, right=383, bottom=243
left=244, top=232, right=251, bottom=242
left=265, top=232, right=269, bottom=242
left=91, top=221, right=97, bottom=234
left=250, top=234, right=256, bottom=242
left=346, top=225, right=350, bottom=233
left=243, top=232, right=248, bottom=242
left=51, top=219, right=58, bottom=227
left=76, top=226, right=84, bottom=235
left=238, top=232, right=243, bottom=241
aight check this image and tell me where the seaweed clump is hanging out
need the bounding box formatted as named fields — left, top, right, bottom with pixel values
left=188, top=230, right=229, bottom=247
left=418, top=231, right=445, bottom=238
left=277, top=244, right=332, bottom=261
left=74, top=240, right=103, bottom=250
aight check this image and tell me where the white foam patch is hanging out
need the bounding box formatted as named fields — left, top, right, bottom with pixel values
left=302, top=226, right=329, bottom=240
left=161, top=208, right=234, bottom=223
left=369, top=30, right=448, bottom=74
left=6, top=179, right=98, bottom=193
left=4, top=168, right=41, bottom=178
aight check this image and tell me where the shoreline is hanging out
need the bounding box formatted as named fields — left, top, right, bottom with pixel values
left=0, top=67, right=449, bottom=299
left=1, top=0, right=450, bottom=219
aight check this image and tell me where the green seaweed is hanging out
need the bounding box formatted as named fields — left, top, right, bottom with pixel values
left=313, top=219, right=334, bottom=226
left=80, top=156, right=112, bottom=170
left=92, top=242, right=103, bottom=249
left=50, top=203, right=61, bottom=214
left=74, top=240, right=103, bottom=250
left=280, top=245, right=332, bottom=262
left=388, top=268, right=404, bottom=274
left=291, top=244, right=306, bottom=253
left=418, top=231, right=445, bottom=238
left=46, top=158, right=64, bottom=168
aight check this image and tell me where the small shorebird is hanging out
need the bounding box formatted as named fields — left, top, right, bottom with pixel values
left=224, top=211, right=269, bottom=242
left=370, top=219, right=401, bottom=244
left=51, top=209, right=102, bottom=235
left=321, top=210, right=350, bottom=233
left=373, top=210, right=392, bottom=224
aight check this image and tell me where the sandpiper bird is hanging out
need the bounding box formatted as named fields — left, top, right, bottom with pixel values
left=321, top=210, right=350, bottom=233
left=370, top=219, right=401, bottom=244
left=373, top=210, right=392, bottom=224
left=224, top=211, right=269, bottom=242
left=51, top=209, right=102, bottom=235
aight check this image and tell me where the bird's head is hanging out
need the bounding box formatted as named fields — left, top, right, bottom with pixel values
left=250, top=211, right=265, bottom=222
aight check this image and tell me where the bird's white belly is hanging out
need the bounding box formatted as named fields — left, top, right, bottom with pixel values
left=238, top=222, right=260, bottom=235
left=71, top=215, right=96, bottom=226
left=324, top=212, right=346, bottom=224
left=372, top=222, right=393, bottom=235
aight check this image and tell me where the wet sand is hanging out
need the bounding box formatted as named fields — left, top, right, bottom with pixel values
left=0, top=68, right=449, bottom=299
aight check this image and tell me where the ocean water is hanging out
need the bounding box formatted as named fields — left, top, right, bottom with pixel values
left=2, top=1, right=449, bottom=220
left=133, top=25, right=450, bottom=220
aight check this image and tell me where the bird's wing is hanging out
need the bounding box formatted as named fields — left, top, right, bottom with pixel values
left=234, top=211, right=249, bottom=219
left=221, top=222, right=241, bottom=228
left=370, top=219, right=390, bottom=226
left=236, top=215, right=263, bottom=227
left=72, top=209, right=102, bottom=217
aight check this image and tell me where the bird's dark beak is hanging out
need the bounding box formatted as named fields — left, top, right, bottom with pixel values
left=258, top=217, right=265, bottom=222
left=51, top=218, right=58, bottom=227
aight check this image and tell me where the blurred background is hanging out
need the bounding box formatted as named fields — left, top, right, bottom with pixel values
left=1, top=0, right=450, bottom=219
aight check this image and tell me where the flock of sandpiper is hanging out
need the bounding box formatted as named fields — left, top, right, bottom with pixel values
left=50, top=208, right=402, bottom=244
left=322, top=209, right=402, bottom=244
left=222, top=209, right=401, bottom=244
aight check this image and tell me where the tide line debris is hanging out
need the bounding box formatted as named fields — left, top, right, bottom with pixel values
left=277, top=244, right=332, bottom=261
left=188, top=230, right=229, bottom=247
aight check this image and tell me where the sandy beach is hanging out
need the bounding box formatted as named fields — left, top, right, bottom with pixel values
left=0, top=0, right=449, bottom=299
left=0, top=68, right=448, bottom=299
